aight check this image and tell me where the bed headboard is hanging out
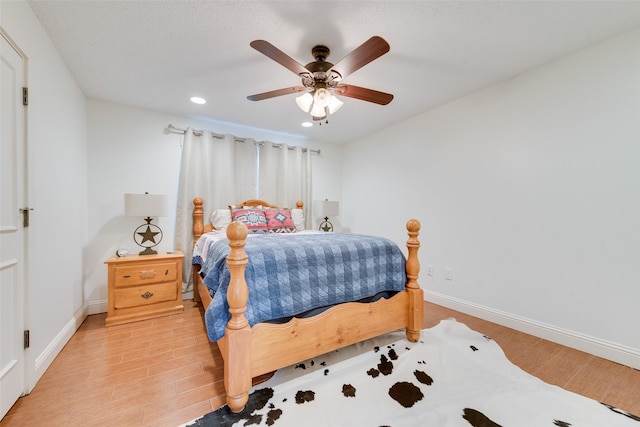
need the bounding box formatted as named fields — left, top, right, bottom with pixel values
left=235, top=199, right=303, bottom=210
left=192, top=198, right=304, bottom=242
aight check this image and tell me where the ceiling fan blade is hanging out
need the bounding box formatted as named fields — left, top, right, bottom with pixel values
left=329, top=36, right=390, bottom=79
left=250, top=40, right=308, bottom=76
left=334, top=84, right=393, bottom=105
left=247, top=86, right=307, bottom=101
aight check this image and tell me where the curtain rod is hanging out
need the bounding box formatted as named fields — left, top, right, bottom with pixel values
left=167, top=124, right=321, bottom=155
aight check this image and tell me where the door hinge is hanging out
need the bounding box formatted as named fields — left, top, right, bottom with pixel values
left=23, top=87, right=28, bottom=106
left=24, top=330, right=30, bottom=349
left=19, top=207, right=33, bottom=227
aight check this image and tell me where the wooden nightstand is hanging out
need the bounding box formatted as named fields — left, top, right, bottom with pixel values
left=104, top=251, right=184, bottom=326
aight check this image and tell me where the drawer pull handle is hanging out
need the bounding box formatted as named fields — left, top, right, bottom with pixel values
left=139, top=270, right=156, bottom=279
left=141, top=291, right=154, bottom=299
left=165, top=269, right=169, bottom=275
left=122, top=275, right=131, bottom=278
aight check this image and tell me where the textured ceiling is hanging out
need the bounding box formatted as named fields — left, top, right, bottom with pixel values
left=27, top=1, right=640, bottom=144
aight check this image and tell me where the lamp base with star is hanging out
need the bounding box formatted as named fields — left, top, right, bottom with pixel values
left=133, top=216, right=163, bottom=255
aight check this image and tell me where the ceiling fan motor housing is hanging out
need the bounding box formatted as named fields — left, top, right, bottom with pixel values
left=302, top=45, right=341, bottom=89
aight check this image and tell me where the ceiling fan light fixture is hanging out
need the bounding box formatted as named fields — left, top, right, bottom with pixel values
left=295, top=92, right=313, bottom=112
left=327, top=95, right=344, bottom=115
left=299, top=89, right=338, bottom=121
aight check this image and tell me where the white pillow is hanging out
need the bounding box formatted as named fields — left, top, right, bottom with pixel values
left=291, top=208, right=305, bottom=231
left=209, top=209, right=232, bottom=231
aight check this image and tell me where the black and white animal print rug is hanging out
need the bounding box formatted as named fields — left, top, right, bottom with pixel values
left=183, top=319, right=639, bottom=426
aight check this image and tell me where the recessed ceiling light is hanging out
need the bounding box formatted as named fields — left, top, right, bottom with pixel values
left=301, top=121, right=313, bottom=128
left=190, top=96, right=206, bottom=105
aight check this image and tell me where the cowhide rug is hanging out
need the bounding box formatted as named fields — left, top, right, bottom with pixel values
left=183, top=319, right=639, bottom=426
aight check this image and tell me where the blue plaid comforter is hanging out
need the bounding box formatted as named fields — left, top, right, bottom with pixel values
left=197, top=233, right=407, bottom=342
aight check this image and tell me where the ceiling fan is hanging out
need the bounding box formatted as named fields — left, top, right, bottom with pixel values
left=247, top=36, right=394, bottom=122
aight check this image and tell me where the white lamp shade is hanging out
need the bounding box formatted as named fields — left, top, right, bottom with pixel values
left=310, top=103, right=327, bottom=119
left=124, top=193, right=168, bottom=217
left=327, top=95, right=344, bottom=115
left=295, top=92, right=313, bottom=112
left=313, top=88, right=332, bottom=108
left=318, top=200, right=339, bottom=217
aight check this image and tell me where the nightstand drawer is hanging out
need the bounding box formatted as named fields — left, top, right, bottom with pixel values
left=114, top=282, right=177, bottom=309
left=113, top=261, right=177, bottom=287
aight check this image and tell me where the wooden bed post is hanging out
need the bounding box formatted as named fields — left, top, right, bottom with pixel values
left=405, top=219, right=423, bottom=342
left=192, top=198, right=205, bottom=303
left=193, top=197, right=205, bottom=242
left=224, top=221, right=252, bottom=413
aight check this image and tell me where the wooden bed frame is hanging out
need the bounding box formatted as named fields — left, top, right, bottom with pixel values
left=192, top=197, right=423, bottom=413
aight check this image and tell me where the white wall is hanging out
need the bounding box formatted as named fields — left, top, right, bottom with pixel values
left=86, top=98, right=342, bottom=312
left=1, top=0, right=88, bottom=388
left=342, top=28, right=640, bottom=368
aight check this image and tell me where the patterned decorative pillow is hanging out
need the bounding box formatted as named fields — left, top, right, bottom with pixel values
left=265, top=208, right=297, bottom=233
left=232, top=208, right=268, bottom=234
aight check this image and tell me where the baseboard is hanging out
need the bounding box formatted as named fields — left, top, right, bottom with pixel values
left=424, top=290, right=640, bottom=370
left=88, top=299, right=107, bottom=315
left=32, top=303, right=88, bottom=388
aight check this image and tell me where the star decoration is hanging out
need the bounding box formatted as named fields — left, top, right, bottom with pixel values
left=137, top=226, right=160, bottom=245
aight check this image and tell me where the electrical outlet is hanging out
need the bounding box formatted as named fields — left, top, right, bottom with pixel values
left=444, top=267, right=453, bottom=281
left=427, top=265, right=434, bottom=276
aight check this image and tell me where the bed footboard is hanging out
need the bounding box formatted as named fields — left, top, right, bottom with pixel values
left=219, top=219, right=422, bottom=413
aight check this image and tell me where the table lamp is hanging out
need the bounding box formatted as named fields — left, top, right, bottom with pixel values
left=318, top=199, right=339, bottom=232
left=124, top=192, right=168, bottom=255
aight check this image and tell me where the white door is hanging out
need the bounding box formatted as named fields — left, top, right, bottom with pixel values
left=0, top=32, right=27, bottom=419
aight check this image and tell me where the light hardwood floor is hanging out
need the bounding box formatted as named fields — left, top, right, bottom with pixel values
left=2, top=300, right=639, bottom=426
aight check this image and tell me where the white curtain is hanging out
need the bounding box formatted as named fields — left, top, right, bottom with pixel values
left=259, top=142, right=313, bottom=228
left=174, top=128, right=256, bottom=292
